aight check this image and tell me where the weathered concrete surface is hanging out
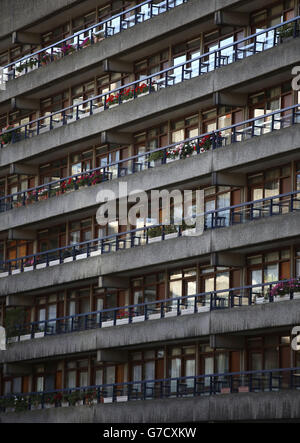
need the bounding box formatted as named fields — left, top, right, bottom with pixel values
left=1, top=391, right=300, bottom=423
left=0, top=0, right=81, bottom=40
left=1, top=299, right=300, bottom=364
left=0, top=37, right=299, bottom=169
left=1, top=210, right=300, bottom=296
left=0, top=0, right=242, bottom=104
left=0, top=123, right=299, bottom=233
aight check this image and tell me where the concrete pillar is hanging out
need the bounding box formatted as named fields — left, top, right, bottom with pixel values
left=8, top=229, right=37, bottom=241
left=211, top=252, right=245, bottom=268
left=212, top=172, right=247, bottom=187
left=196, top=190, right=205, bottom=236
left=0, top=326, right=6, bottom=351
left=11, top=98, right=40, bottom=112
left=214, top=11, right=250, bottom=27
left=97, top=350, right=129, bottom=363
left=101, top=131, right=134, bottom=146
left=99, top=276, right=130, bottom=289
left=12, top=31, right=41, bottom=45
left=6, top=295, right=35, bottom=307
left=103, top=59, right=134, bottom=74
left=10, top=163, right=39, bottom=176
left=213, top=92, right=248, bottom=108
left=210, top=335, right=245, bottom=350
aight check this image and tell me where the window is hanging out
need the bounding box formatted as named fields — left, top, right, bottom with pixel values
left=96, top=145, right=129, bottom=178
left=247, top=249, right=291, bottom=296
left=71, top=150, right=93, bottom=175
left=39, top=158, right=68, bottom=184
left=131, top=273, right=165, bottom=315
left=169, top=268, right=197, bottom=310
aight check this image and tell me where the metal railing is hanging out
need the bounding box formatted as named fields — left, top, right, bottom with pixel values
left=1, top=367, right=299, bottom=413
left=6, top=279, right=300, bottom=343
left=1, top=189, right=300, bottom=276
left=1, top=103, right=299, bottom=213
left=1, top=16, right=299, bottom=145
left=0, top=0, right=188, bottom=83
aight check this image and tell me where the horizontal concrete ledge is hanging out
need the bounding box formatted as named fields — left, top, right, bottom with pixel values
left=0, top=0, right=81, bottom=41
left=1, top=37, right=299, bottom=169
left=2, top=299, right=300, bottom=364
left=0, top=0, right=217, bottom=104
left=1, top=210, right=300, bottom=296
left=1, top=391, right=300, bottom=423
left=0, top=123, right=299, bottom=233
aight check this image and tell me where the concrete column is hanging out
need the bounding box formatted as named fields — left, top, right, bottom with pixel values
left=97, top=350, right=129, bottom=363
left=211, top=252, right=245, bottom=268
left=8, top=229, right=37, bottom=241
left=10, top=163, right=39, bottom=176
left=214, top=11, right=250, bottom=27
left=210, top=335, right=245, bottom=350
left=213, top=92, right=248, bottom=108
left=99, top=276, right=130, bottom=289
left=11, top=98, right=40, bottom=112
left=12, top=31, right=41, bottom=45
left=103, top=59, right=134, bottom=74
left=212, top=172, right=247, bottom=187
left=101, top=131, right=134, bottom=146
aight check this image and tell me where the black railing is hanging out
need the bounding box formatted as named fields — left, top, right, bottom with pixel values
left=1, top=368, right=299, bottom=413
left=0, top=16, right=299, bottom=145
left=6, top=279, right=300, bottom=343
left=1, top=104, right=299, bottom=213
left=0, top=0, right=188, bottom=83
left=1, top=189, right=300, bottom=276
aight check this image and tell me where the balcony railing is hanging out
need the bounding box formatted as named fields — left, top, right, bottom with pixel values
left=0, top=0, right=188, bottom=85
left=1, top=104, right=299, bottom=213
left=6, top=279, right=300, bottom=344
left=1, top=189, right=300, bottom=277
left=0, top=16, right=299, bottom=145
left=0, top=368, right=299, bottom=413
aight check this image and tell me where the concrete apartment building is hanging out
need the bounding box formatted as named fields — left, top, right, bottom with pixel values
left=0, top=0, right=300, bottom=423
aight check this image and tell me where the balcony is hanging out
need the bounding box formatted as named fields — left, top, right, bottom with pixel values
left=0, top=105, right=299, bottom=217
left=5, top=279, right=300, bottom=345
left=1, top=17, right=299, bottom=151
left=0, top=0, right=189, bottom=87
left=1, top=189, right=300, bottom=279
left=0, top=368, right=299, bottom=422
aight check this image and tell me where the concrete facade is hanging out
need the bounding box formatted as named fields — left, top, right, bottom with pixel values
left=1, top=0, right=300, bottom=423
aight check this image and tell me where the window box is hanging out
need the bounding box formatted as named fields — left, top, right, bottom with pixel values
left=148, top=237, right=162, bottom=244
left=255, top=297, right=267, bottom=305
left=49, top=260, right=60, bottom=267
left=149, top=313, right=161, bottom=321
left=165, top=310, right=177, bottom=318
left=20, top=334, right=31, bottom=342
left=36, top=263, right=47, bottom=269
left=102, top=320, right=114, bottom=328
left=198, top=305, right=210, bottom=313
left=181, top=308, right=195, bottom=316
left=34, top=332, right=45, bottom=339
left=116, top=318, right=129, bottom=326
left=24, top=266, right=34, bottom=272
left=238, top=386, right=250, bottom=394
left=103, top=397, right=113, bottom=404
left=61, top=402, right=69, bottom=408
left=293, top=292, right=300, bottom=300
left=221, top=388, right=231, bottom=395
left=116, top=396, right=128, bottom=403
left=132, top=315, right=145, bottom=323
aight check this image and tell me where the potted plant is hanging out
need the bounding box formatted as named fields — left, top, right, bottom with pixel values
left=148, top=150, right=164, bottom=164
left=14, top=396, right=29, bottom=413
left=278, top=24, right=294, bottom=41
left=0, top=125, right=15, bottom=146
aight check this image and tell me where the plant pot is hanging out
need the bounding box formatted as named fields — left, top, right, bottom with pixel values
left=198, top=306, right=210, bottom=313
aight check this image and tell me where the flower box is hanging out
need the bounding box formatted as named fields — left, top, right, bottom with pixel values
left=198, top=306, right=210, bottom=313
left=103, top=397, right=113, bottom=404
left=24, top=266, right=34, bottom=272
left=181, top=308, right=195, bottom=316
left=7, top=337, right=19, bottom=344
left=44, top=403, right=54, bottom=409
left=20, top=334, right=31, bottom=342
left=149, top=313, right=161, bottom=321
left=36, top=263, right=47, bottom=269
left=0, top=272, right=9, bottom=278
left=34, top=332, right=45, bottom=339
left=102, top=320, right=114, bottom=328
left=49, top=260, right=60, bottom=267
left=61, top=402, right=69, bottom=408
left=116, top=318, right=129, bottom=326
left=165, top=233, right=178, bottom=240
left=293, top=292, right=300, bottom=300
left=132, top=315, right=145, bottom=324
left=76, top=253, right=87, bottom=261
left=91, top=250, right=102, bottom=257
left=76, top=400, right=84, bottom=406
left=64, top=257, right=73, bottom=264
left=148, top=237, right=162, bottom=244
left=116, top=396, right=128, bottom=403
left=165, top=310, right=177, bottom=318
left=12, top=269, right=21, bottom=275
